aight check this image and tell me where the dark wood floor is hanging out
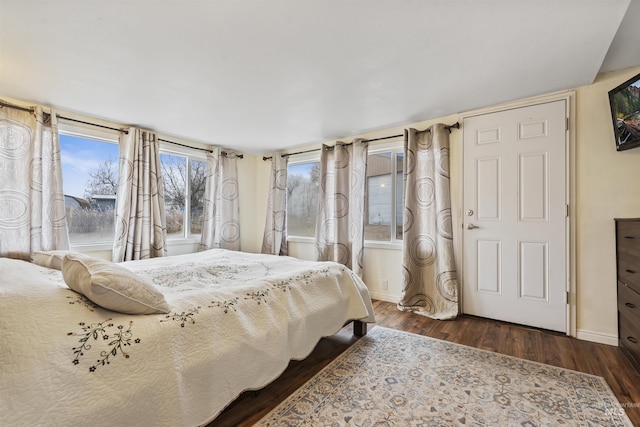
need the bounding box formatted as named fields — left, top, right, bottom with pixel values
left=209, top=300, right=640, bottom=426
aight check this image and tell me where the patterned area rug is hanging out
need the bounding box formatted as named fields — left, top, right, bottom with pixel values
left=256, top=326, right=632, bottom=426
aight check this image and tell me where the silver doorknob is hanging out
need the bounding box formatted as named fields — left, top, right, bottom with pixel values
left=466, top=223, right=479, bottom=230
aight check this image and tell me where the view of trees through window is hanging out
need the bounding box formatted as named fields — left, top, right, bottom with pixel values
left=61, top=133, right=403, bottom=245
left=286, top=148, right=404, bottom=242
left=160, top=153, right=207, bottom=238
left=287, top=162, right=320, bottom=237
left=60, top=133, right=206, bottom=244
left=60, top=134, right=119, bottom=244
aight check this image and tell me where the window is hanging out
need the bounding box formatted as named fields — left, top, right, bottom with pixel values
left=60, top=132, right=119, bottom=245
left=60, top=124, right=207, bottom=246
left=365, top=149, right=404, bottom=242
left=160, top=151, right=207, bottom=239
left=286, top=161, right=320, bottom=238
left=160, top=153, right=186, bottom=238
left=189, top=159, right=207, bottom=236
left=285, top=144, right=404, bottom=244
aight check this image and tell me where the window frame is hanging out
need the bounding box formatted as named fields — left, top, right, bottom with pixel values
left=364, top=142, right=404, bottom=250
left=59, top=123, right=121, bottom=251
left=158, top=144, right=208, bottom=243
left=286, top=153, right=321, bottom=244
left=59, top=121, right=208, bottom=249
left=285, top=139, right=404, bottom=250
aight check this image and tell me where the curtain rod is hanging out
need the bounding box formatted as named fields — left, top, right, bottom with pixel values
left=0, top=104, right=130, bottom=134
left=152, top=139, right=245, bottom=158
left=263, top=121, right=460, bottom=161
left=157, top=139, right=244, bottom=158
left=0, top=100, right=35, bottom=113
left=57, top=114, right=130, bottom=134
left=1, top=100, right=243, bottom=158
left=159, top=138, right=212, bottom=154
left=263, top=141, right=352, bottom=161
left=222, top=151, right=244, bottom=159
left=55, top=116, right=242, bottom=158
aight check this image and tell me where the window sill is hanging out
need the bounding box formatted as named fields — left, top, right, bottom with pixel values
left=364, top=241, right=403, bottom=251
left=287, top=236, right=315, bottom=244
left=287, top=237, right=402, bottom=251
left=69, top=242, right=113, bottom=252
left=69, top=237, right=201, bottom=252
left=166, top=237, right=202, bottom=246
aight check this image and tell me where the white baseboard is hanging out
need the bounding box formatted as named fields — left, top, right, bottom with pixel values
left=576, top=329, right=618, bottom=346
left=369, top=291, right=398, bottom=304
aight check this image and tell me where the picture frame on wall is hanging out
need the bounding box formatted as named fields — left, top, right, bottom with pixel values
left=608, top=72, right=640, bottom=151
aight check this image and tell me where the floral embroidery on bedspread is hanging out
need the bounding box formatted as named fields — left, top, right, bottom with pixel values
left=209, top=297, right=239, bottom=313
left=157, top=266, right=336, bottom=326
left=64, top=261, right=345, bottom=371
left=160, top=307, right=202, bottom=327
left=132, top=258, right=335, bottom=291
left=68, top=320, right=140, bottom=372
left=65, top=293, right=98, bottom=311
left=134, top=262, right=251, bottom=289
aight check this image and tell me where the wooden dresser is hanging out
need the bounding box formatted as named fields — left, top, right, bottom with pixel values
left=616, top=218, right=640, bottom=366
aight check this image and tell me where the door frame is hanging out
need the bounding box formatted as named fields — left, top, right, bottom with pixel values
left=455, top=91, right=576, bottom=337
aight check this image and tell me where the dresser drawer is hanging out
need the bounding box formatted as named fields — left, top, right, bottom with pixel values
left=618, top=280, right=640, bottom=314
left=616, top=221, right=640, bottom=256
left=619, top=308, right=640, bottom=366
left=618, top=254, right=640, bottom=291
left=616, top=221, right=640, bottom=289
left=617, top=244, right=640, bottom=266
left=617, top=219, right=640, bottom=243
left=615, top=219, right=640, bottom=369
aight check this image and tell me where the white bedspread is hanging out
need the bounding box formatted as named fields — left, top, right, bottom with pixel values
left=0, top=249, right=375, bottom=426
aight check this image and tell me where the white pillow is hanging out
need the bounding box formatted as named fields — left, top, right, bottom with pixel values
left=33, top=250, right=80, bottom=270
left=61, top=253, right=170, bottom=315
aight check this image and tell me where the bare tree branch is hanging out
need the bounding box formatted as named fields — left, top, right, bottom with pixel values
left=84, top=159, right=117, bottom=199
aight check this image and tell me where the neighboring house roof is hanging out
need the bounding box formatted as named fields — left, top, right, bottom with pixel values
left=63, top=195, right=90, bottom=209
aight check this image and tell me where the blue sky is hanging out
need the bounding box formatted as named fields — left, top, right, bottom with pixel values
left=288, top=162, right=315, bottom=177
left=59, top=134, right=119, bottom=198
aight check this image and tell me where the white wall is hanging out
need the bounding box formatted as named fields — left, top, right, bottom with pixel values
left=245, top=65, right=640, bottom=345
left=238, top=154, right=269, bottom=253
left=574, top=65, right=640, bottom=344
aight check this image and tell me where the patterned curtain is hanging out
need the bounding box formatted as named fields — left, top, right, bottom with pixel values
left=0, top=105, right=69, bottom=259
left=398, top=125, right=458, bottom=319
left=315, top=139, right=368, bottom=277
left=199, top=150, right=241, bottom=251
left=199, top=147, right=220, bottom=251
left=261, top=153, right=288, bottom=255
left=112, top=128, right=166, bottom=262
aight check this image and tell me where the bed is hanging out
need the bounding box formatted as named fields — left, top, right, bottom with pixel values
left=0, top=249, right=375, bottom=426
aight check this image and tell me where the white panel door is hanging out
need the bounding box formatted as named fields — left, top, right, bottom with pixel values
left=462, top=100, right=567, bottom=332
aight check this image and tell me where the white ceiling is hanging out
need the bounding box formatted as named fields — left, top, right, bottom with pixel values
left=1, top=0, right=639, bottom=155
